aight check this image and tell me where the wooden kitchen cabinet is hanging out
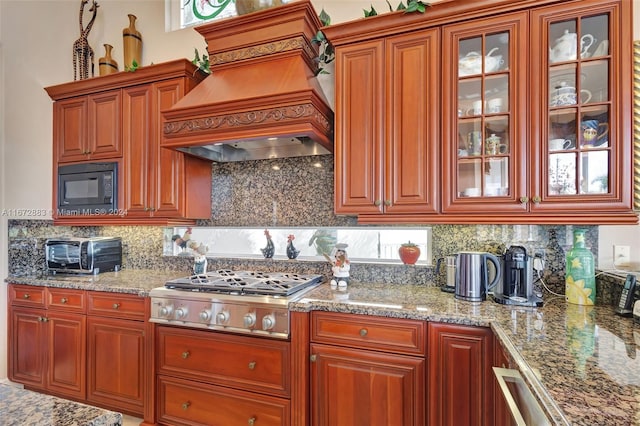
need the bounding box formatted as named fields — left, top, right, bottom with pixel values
left=87, top=292, right=149, bottom=417
left=427, top=322, right=494, bottom=426
left=155, top=325, right=291, bottom=425
left=309, top=312, right=426, bottom=426
left=325, top=0, right=635, bottom=224
left=332, top=29, right=440, bottom=217
left=8, top=285, right=86, bottom=400
left=46, top=59, right=211, bottom=225
left=54, top=90, right=122, bottom=163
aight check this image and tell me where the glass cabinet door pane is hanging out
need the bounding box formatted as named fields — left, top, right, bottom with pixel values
left=548, top=153, right=577, bottom=195
left=580, top=150, right=609, bottom=194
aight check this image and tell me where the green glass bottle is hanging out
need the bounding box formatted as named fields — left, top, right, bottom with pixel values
left=565, top=228, right=596, bottom=305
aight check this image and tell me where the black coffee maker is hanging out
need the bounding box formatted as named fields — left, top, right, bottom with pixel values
left=493, top=246, right=543, bottom=307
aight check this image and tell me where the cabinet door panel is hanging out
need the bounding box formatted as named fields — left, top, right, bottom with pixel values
left=334, top=40, right=384, bottom=214
left=87, top=317, right=145, bottom=415
left=87, top=90, right=122, bottom=159
left=428, top=323, right=493, bottom=426
left=9, top=308, right=46, bottom=388
left=311, top=343, right=424, bottom=426
left=55, top=98, right=88, bottom=163
left=442, top=12, right=529, bottom=213
left=385, top=29, right=440, bottom=214
left=530, top=0, right=632, bottom=213
left=153, top=80, right=185, bottom=216
left=47, top=311, right=86, bottom=399
left=122, top=85, right=153, bottom=216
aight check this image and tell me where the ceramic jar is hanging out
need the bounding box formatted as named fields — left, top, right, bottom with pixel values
left=98, top=44, right=118, bottom=76
left=123, top=14, right=142, bottom=70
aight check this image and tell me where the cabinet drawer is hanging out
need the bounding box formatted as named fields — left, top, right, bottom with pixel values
left=311, top=311, right=426, bottom=356
left=47, top=288, right=86, bottom=313
left=9, top=285, right=45, bottom=308
left=157, top=326, right=290, bottom=397
left=88, top=292, right=147, bottom=320
left=158, top=375, right=290, bottom=426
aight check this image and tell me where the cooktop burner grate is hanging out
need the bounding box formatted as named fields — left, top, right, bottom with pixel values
left=164, top=270, right=323, bottom=296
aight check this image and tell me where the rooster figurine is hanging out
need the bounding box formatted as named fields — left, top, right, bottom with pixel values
left=286, top=234, right=301, bottom=260
left=261, top=229, right=275, bottom=259
left=171, top=227, right=192, bottom=251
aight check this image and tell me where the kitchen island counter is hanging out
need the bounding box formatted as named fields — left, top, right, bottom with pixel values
left=290, top=282, right=640, bottom=426
left=0, top=382, right=122, bottom=425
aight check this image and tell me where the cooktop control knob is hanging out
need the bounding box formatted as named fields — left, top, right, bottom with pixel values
left=262, top=314, right=276, bottom=331
left=216, top=311, right=229, bottom=324
left=175, top=307, right=188, bottom=320
left=243, top=312, right=256, bottom=328
left=159, top=305, right=173, bottom=318
left=199, top=309, right=212, bottom=322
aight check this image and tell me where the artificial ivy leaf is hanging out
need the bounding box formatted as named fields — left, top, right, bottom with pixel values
left=319, top=8, right=331, bottom=26
left=405, top=0, right=430, bottom=13
left=311, top=30, right=326, bottom=44
left=396, top=2, right=407, bottom=11
left=363, top=5, right=377, bottom=17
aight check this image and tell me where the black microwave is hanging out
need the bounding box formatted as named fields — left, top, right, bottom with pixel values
left=57, top=162, right=117, bottom=215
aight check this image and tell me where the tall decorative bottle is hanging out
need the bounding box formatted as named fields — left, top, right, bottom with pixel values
left=565, top=228, right=596, bottom=305
left=122, top=14, right=142, bottom=70
left=98, top=44, right=118, bottom=76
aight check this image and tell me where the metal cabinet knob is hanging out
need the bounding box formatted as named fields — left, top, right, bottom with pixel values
left=519, top=196, right=529, bottom=204
left=182, top=402, right=190, bottom=410
left=310, top=354, right=317, bottom=362
left=248, top=361, right=256, bottom=370
left=181, top=351, right=190, bottom=359
left=23, top=294, right=30, bottom=299
left=531, top=196, right=541, bottom=204
left=112, top=303, right=120, bottom=309
left=359, top=328, right=368, bottom=337
left=39, top=316, right=49, bottom=322
left=248, top=417, right=256, bottom=425
left=374, top=200, right=382, bottom=206
left=384, top=200, right=391, bottom=206
left=60, top=298, right=68, bottom=304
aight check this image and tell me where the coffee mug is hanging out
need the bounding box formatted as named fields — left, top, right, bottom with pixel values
left=549, top=138, right=572, bottom=151
left=580, top=120, right=609, bottom=147
left=485, top=134, right=507, bottom=155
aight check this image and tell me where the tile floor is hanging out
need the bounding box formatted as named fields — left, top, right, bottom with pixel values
left=122, top=414, right=143, bottom=425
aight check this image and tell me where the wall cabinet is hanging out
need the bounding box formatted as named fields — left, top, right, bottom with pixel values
left=54, top=90, right=122, bottom=163
left=334, top=29, right=439, bottom=217
left=45, top=59, right=211, bottom=225
left=325, top=0, right=635, bottom=224
left=309, top=312, right=426, bottom=426
left=155, top=325, right=291, bottom=425
left=9, top=285, right=86, bottom=400
left=427, top=322, right=494, bottom=426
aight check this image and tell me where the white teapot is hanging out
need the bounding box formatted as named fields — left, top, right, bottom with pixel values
left=459, top=48, right=503, bottom=76
left=549, top=29, right=595, bottom=63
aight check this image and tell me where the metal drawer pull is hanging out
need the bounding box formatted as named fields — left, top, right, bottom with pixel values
left=23, top=294, right=30, bottom=299
left=61, top=298, right=68, bottom=304
left=112, top=303, right=120, bottom=309
left=248, top=417, right=256, bottom=425
left=182, top=402, right=190, bottom=410
left=359, top=328, right=368, bottom=337
left=248, top=361, right=256, bottom=370
left=182, top=351, right=190, bottom=359
left=39, top=317, right=49, bottom=322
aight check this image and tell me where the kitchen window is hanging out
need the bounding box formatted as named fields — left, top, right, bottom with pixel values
left=164, top=227, right=432, bottom=265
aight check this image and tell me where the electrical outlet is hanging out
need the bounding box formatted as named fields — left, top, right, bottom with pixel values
left=533, top=249, right=546, bottom=272
left=614, top=245, right=631, bottom=266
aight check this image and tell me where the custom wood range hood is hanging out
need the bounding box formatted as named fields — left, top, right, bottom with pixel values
left=161, top=0, right=334, bottom=162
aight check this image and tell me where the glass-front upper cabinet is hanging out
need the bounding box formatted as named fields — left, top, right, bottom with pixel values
left=531, top=0, right=632, bottom=214
left=442, top=12, right=528, bottom=213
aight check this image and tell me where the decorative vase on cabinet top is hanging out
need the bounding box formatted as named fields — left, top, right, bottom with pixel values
left=98, top=44, right=118, bottom=76
left=122, top=14, right=142, bottom=69
left=565, top=228, right=596, bottom=305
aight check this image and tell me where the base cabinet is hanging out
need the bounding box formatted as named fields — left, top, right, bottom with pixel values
left=309, top=312, right=426, bottom=426
left=427, top=322, right=494, bottom=426
left=87, top=292, right=149, bottom=417
left=9, top=285, right=86, bottom=400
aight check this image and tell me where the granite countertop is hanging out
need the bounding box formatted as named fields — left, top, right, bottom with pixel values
left=290, top=282, right=640, bottom=426
left=0, top=382, right=122, bottom=425
left=5, top=269, right=184, bottom=296
left=6, top=272, right=640, bottom=425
